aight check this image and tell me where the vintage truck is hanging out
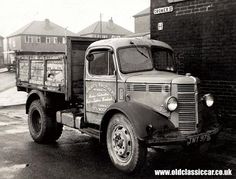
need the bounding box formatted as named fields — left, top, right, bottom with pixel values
left=16, top=37, right=221, bottom=173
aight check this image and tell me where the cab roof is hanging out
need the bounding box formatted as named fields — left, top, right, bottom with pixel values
left=88, top=37, right=173, bottom=51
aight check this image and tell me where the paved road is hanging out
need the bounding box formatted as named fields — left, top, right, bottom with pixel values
left=0, top=72, right=16, bottom=92
left=0, top=71, right=27, bottom=107
left=0, top=105, right=235, bottom=179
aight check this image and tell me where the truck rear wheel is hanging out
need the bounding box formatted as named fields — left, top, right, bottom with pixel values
left=106, top=113, right=147, bottom=173
left=28, top=100, right=63, bottom=143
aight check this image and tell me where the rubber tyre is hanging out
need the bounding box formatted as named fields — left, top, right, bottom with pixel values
left=28, top=100, right=63, bottom=143
left=106, top=113, right=147, bottom=173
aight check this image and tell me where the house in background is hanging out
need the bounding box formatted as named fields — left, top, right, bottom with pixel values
left=78, top=18, right=133, bottom=38
left=7, top=19, right=76, bottom=53
left=0, top=36, right=4, bottom=67
left=133, top=7, right=150, bottom=35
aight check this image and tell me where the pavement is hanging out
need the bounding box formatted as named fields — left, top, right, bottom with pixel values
left=0, top=70, right=27, bottom=108
left=0, top=68, right=8, bottom=73
left=0, top=87, right=27, bottom=107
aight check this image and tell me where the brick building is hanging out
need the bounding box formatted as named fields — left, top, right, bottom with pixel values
left=78, top=18, right=133, bottom=38
left=7, top=19, right=76, bottom=53
left=151, top=0, right=236, bottom=126
left=133, top=7, right=150, bottom=34
left=0, top=36, right=3, bottom=66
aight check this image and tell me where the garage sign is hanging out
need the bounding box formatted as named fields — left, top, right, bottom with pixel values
left=153, top=6, right=174, bottom=15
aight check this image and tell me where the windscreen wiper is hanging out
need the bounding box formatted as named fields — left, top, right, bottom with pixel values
left=130, top=41, right=149, bottom=59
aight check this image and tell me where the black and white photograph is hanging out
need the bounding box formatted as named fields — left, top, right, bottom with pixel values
left=0, top=0, right=235, bottom=178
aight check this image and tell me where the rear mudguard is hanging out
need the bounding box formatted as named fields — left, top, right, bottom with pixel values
left=26, top=90, right=46, bottom=114
left=100, top=102, right=176, bottom=141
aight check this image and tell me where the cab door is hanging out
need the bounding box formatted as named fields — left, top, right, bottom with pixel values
left=85, top=48, right=116, bottom=125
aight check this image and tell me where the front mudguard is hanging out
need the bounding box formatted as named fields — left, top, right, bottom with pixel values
left=201, top=104, right=221, bottom=132
left=100, top=102, right=176, bottom=142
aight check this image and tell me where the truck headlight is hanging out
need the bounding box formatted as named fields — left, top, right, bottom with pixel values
left=165, top=96, right=178, bottom=111
left=203, top=94, right=214, bottom=107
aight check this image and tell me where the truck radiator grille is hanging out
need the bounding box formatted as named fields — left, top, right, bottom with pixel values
left=133, top=84, right=146, bottom=91
left=177, top=84, right=196, bottom=132
left=149, top=85, right=162, bottom=92
left=127, top=84, right=169, bottom=92
left=178, top=84, right=195, bottom=92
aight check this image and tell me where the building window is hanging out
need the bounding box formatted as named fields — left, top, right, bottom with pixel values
left=46, top=37, right=50, bottom=44
left=62, top=37, right=66, bottom=44
left=41, top=36, right=46, bottom=43
left=8, top=38, right=11, bottom=46
left=36, top=36, right=41, bottom=43
left=53, top=37, right=58, bottom=44
left=12, top=40, right=16, bottom=47
left=102, top=35, right=108, bottom=38
left=58, top=37, right=62, bottom=44
left=111, top=35, right=121, bottom=38
left=25, top=36, right=33, bottom=43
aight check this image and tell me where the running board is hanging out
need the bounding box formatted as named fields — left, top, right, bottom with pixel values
left=56, top=110, right=100, bottom=139
left=80, top=128, right=100, bottom=139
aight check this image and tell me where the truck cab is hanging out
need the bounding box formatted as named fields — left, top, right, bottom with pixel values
left=16, top=37, right=221, bottom=173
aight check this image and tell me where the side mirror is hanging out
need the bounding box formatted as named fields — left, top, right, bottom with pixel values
left=86, top=53, right=94, bottom=61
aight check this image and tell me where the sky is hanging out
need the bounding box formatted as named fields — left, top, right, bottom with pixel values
left=0, top=0, right=150, bottom=37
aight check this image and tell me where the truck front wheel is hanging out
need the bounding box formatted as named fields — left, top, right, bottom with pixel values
left=28, top=100, right=63, bottom=143
left=106, top=113, right=147, bottom=173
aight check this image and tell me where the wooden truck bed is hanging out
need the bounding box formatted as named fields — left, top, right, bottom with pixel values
left=16, top=52, right=65, bottom=93
left=16, top=37, right=98, bottom=103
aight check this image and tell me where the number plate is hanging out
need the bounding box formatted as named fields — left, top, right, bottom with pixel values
left=187, top=133, right=211, bottom=145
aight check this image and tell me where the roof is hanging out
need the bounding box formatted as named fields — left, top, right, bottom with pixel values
left=78, top=18, right=133, bottom=36
left=88, top=37, right=172, bottom=51
left=8, top=19, right=76, bottom=37
left=133, top=7, right=150, bottom=17
left=126, top=32, right=150, bottom=38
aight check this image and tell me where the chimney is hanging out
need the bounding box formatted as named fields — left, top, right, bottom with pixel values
left=44, top=19, right=51, bottom=29
left=45, top=18, right=50, bottom=24
left=108, top=17, right=114, bottom=29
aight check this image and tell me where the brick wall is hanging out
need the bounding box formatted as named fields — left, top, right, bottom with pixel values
left=151, top=0, right=236, bottom=126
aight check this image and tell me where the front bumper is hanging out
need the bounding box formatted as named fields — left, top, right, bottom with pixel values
left=146, top=126, right=221, bottom=146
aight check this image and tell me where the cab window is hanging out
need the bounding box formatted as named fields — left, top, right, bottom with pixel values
left=89, top=50, right=115, bottom=76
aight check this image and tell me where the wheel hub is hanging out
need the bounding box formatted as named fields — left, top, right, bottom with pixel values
left=112, top=126, right=132, bottom=161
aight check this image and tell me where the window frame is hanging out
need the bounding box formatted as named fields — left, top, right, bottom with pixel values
left=87, top=48, right=116, bottom=78
left=117, top=45, right=154, bottom=74
left=36, top=36, right=41, bottom=43
left=25, top=35, right=33, bottom=43
left=53, top=37, right=58, bottom=44
left=151, top=46, right=176, bottom=72
left=12, top=40, right=16, bottom=47
left=62, top=37, right=66, bottom=44
left=46, top=37, right=51, bottom=44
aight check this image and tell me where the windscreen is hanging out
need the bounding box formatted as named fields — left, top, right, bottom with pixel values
left=152, top=47, right=175, bottom=72
left=118, top=46, right=153, bottom=73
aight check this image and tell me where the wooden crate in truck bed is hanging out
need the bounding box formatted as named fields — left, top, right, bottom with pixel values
left=16, top=53, right=65, bottom=93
